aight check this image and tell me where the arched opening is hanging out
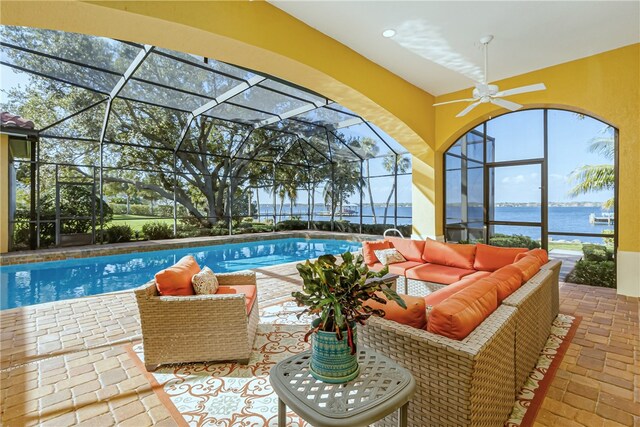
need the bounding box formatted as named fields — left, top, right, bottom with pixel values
left=443, top=108, right=617, bottom=285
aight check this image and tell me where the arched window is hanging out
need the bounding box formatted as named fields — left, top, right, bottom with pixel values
left=444, top=109, right=617, bottom=256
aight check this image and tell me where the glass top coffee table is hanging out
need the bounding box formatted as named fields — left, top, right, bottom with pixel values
left=270, top=347, right=415, bottom=427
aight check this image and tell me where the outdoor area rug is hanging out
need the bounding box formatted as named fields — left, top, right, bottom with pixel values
left=127, top=302, right=580, bottom=427
left=506, top=313, right=581, bottom=427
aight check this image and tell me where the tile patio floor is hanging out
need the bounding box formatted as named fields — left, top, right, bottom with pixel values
left=0, top=263, right=638, bottom=426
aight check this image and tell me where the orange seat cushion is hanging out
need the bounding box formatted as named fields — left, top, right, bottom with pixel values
left=155, top=255, right=200, bottom=296
left=364, top=293, right=427, bottom=329
left=487, top=264, right=525, bottom=302
left=385, top=237, right=426, bottom=262
left=473, top=243, right=529, bottom=272
left=216, top=285, right=257, bottom=313
left=422, top=239, right=477, bottom=270
left=405, top=263, right=476, bottom=284
left=427, top=279, right=498, bottom=340
left=513, top=255, right=543, bottom=282
left=515, top=248, right=549, bottom=265
left=386, top=261, right=424, bottom=276
left=362, top=240, right=392, bottom=265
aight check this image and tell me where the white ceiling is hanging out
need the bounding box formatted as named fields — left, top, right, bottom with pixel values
left=270, top=1, right=640, bottom=96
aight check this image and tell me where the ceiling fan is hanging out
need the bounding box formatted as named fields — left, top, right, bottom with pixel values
left=433, top=35, right=546, bottom=117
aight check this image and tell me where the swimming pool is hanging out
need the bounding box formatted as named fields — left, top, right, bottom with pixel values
left=0, top=238, right=363, bottom=310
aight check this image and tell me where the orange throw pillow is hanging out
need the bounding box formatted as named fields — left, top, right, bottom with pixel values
left=385, top=237, right=426, bottom=262
left=155, top=255, right=200, bottom=296
left=488, top=264, right=525, bottom=302
left=513, top=255, right=543, bottom=282
left=473, top=243, right=528, bottom=272
left=427, top=279, right=498, bottom=340
left=515, top=248, right=549, bottom=265
left=422, top=238, right=477, bottom=270
left=362, top=240, right=392, bottom=266
left=363, top=292, right=427, bottom=330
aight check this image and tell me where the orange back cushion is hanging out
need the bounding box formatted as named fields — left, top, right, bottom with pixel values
left=427, top=279, right=498, bottom=340
left=385, top=237, right=426, bottom=262
left=515, top=248, right=549, bottom=265
left=422, top=239, right=477, bottom=270
left=423, top=275, right=480, bottom=307
left=362, top=240, right=392, bottom=265
left=473, top=243, right=529, bottom=272
left=155, top=255, right=200, bottom=296
left=364, top=292, right=427, bottom=330
left=488, top=264, right=525, bottom=302
left=513, top=255, right=543, bottom=282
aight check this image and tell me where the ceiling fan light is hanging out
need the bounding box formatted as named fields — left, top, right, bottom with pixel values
left=382, top=29, right=396, bottom=38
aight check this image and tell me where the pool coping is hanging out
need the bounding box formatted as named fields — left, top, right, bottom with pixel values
left=0, top=230, right=379, bottom=266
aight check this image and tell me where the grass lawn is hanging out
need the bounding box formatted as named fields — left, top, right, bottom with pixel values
left=112, top=214, right=173, bottom=232
left=548, top=241, right=585, bottom=251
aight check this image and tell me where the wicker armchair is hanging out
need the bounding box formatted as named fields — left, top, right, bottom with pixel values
left=135, top=271, right=259, bottom=371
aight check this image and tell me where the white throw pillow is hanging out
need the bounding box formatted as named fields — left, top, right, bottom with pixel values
left=192, top=266, right=219, bottom=295
left=373, top=248, right=406, bottom=265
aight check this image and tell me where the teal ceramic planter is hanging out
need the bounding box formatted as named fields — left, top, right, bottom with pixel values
left=309, top=325, right=359, bottom=384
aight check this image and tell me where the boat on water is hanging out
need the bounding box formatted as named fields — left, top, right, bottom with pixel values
left=317, top=205, right=359, bottom=216
left=589, top=212, right=614, bottom=225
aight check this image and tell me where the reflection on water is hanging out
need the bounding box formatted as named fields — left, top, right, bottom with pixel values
left=0, top=238, right=362, bottom=310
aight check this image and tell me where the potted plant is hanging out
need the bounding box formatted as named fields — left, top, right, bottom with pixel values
left=292, top=251, right=406, bottom=384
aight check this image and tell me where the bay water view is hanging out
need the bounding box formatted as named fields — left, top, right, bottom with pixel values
left=259, top=205, right=613, bottom=244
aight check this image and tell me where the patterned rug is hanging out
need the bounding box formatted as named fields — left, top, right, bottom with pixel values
left=127, top=303, right=579, bottom=427
left=506, top=313, right=581, bottom=427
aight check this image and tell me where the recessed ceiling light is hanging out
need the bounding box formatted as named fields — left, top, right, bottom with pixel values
left=382, top=29, right=396, bottom=38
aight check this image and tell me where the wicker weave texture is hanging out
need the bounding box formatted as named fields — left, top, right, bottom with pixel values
left=405, top=279, right=446, bottom=297
left=361, top=305, right=517, bottom=427
left=134, top=271, right=259, bottom=370
left=540, top=260, right=561, bottom=320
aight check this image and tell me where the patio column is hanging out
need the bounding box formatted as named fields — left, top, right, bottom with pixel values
left=411, top=150, right=440, bottom=241
left=0, top=134, right=8, bottom=253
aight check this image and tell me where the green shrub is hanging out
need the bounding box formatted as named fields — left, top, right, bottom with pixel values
left=142, top=222, right=174, bottom=240
left=489, top=234, right=541, bottom=249
left=582, top=244, right=614, bottom=262
left=566, top=260, right=616, bottom=288
left=105, top=225, right=134, bottom=243
left=277, top=220, right=308, bottom=231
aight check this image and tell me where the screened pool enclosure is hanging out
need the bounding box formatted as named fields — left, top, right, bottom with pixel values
left=1, top=26, right=411, bottom=250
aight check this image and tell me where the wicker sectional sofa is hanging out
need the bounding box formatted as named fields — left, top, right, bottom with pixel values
left=359, top=239, right=561, bottom=427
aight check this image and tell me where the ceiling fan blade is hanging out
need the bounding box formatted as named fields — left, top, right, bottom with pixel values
left=495, top=83, right=546, bottom=97
left=433, top=98, right=477, bottom=107
left=491, top=98, right=522, bottom=111
left=456, top=101, right=482, bottom=117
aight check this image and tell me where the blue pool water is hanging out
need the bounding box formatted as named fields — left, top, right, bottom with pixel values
left=0, top=238, right=363, bottom=310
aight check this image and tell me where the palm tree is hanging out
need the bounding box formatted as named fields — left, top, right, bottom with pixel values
left=569, top=133, right=615, bottom=209
left=359, top=138, right=380, bottom=224
left=382, top=154, right=411, bottom=225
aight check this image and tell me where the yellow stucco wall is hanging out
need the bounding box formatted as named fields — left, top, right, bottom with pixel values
left=433, top=44, right=640, bottom=253
left=0, top=134, right=9, bottom=253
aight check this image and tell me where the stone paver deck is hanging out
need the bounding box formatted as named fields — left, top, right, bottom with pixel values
left=1, top=264, right=638, bottom=426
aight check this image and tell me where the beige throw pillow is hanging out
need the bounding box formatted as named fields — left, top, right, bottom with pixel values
left=191, top=266, right=219, bottom=295
left=373, top=248, right=407, bottom=265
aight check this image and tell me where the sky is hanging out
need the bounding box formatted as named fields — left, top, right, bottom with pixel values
left=447, top=109, right=614, bottom=205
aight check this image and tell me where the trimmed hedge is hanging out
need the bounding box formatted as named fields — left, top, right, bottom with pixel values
left=488, top=234, right=541, bottom=249
left=105, top=224, right=134, bottom=243
left=566, top=260, right=616, bottom=288
left=582, top=244, right=614, bottom=262
left=142, top=222, right=174, bottom=240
